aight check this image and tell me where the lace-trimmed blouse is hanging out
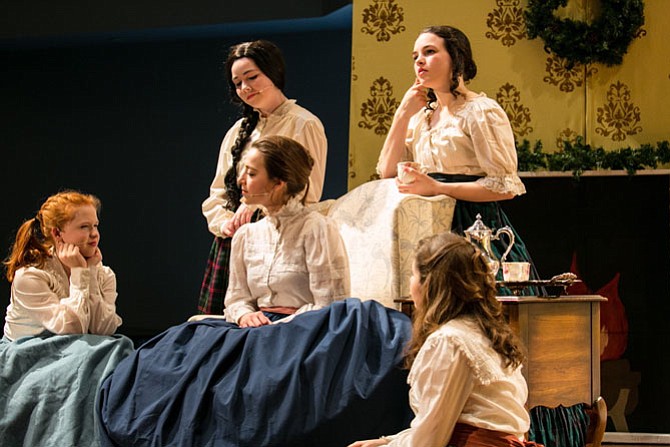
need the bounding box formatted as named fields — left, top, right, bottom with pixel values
left=404, top=93, right=526, bottom=196
left=385, top=317, right=530, bottom=446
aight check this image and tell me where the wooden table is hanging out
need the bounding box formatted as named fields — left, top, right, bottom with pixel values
left=395, top=294, right=606, bottom=409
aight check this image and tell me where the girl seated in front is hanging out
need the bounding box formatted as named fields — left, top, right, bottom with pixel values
left=349, top=232, right=541, bottom=447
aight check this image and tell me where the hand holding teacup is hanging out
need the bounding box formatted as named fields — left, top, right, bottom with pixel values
left=395, top=162, right=441, bottom=196
left=397, top=161, right=421, bottom=184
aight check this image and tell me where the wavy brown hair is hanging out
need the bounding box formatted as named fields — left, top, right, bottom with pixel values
left=4, top=191, right=101, bottom=282
left=404, top=232, right=525, bottom=370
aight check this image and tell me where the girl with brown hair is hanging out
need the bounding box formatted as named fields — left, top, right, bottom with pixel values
left=376, top=25, right=539, bottom=289
left=349, top=232, right=541, bottom=447
left=98, top=137, right=411, bottom=446
left=223, top=135, right=348, bottom=326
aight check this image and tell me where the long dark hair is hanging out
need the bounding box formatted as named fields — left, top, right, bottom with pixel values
left=404, top=232, right=525, bottom=370
left=222, top=40, right=286, bottom=210
left=421, top=25, right=477, bottom=105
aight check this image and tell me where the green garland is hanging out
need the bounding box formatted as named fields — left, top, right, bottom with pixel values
left=525, top=0, right=645, bottom=66
left=517, top=138, right=670, bottom=178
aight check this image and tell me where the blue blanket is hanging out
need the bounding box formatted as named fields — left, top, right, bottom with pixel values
left=0, top=333, right=134, bottom=447
left=98, top=299, right=413, bottom=447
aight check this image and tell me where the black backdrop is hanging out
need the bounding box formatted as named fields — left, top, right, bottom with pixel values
left=503, top=174, right=670, bottom=432
left=1, top=20, right=352, bottom=338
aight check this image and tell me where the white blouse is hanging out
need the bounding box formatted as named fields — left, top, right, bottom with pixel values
left=202, top=99, right=328, bottom=238
left=387, top=318, right=530, bottom=447
left=3, top=256, right=122, bottom=341
left=224, top=199, right=350, bottom=324
left=399, top=93, right=526, bottom=196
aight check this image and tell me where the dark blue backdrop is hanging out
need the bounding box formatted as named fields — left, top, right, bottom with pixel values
left=0, top=8, right=352, bottom=338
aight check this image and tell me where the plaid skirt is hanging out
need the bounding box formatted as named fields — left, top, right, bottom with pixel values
left=527, top=403, right=591, bottom=447
left=197, top=236, right=232, bottom=315
left=198, top=210, right=263, bottom=314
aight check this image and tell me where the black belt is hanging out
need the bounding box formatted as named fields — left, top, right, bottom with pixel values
left=428, top=173, right=483, bottom=183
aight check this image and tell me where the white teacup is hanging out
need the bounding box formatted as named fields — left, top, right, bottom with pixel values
left=502, top=262, right=530, bottom=282
left=397, top=161, right=421, bottom=184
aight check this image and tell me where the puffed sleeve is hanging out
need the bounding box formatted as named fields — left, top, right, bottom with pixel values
left=295, top=216, right=350, bottom=316
left=87, top=264, right=122, bottom=335
left=11, top=266, right=93, bottom=334
left=224, top=226, right=257, bottom=323
left=289, top=118, right=327, bottom=204
left=201, top=120, right=242, bottom=238
left=465, top=101, right=526, bottom=196
left=387, top=334, right=475, bottom=447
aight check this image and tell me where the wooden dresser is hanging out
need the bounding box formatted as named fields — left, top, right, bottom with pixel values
left=396, top=294, right=606, bottom=409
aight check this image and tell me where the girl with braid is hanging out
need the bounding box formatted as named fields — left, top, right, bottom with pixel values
left=199, top=39, right=327, bottom=314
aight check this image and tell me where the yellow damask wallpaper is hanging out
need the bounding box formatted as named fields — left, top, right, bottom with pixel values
left=348, top=0, right=670, bottom=189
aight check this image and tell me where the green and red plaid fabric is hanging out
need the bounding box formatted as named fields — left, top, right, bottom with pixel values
left=197, top=236, right=232, bottom=315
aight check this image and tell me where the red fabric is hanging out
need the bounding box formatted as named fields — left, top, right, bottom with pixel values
left=566, top=253, right=628, bottom=360
left=447, top=423, right=543, bottom=447
left=565, top=253, right=590, bottom=296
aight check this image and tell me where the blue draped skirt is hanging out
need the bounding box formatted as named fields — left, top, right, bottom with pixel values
left=97, top=299, right=413, bottom=447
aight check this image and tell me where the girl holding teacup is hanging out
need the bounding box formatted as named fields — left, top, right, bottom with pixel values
left=377, top=25, right=538, bottom=283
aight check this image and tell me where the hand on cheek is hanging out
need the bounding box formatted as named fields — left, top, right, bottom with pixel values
left=86, top=247, right=103, bottom=267
left=57, top=242, right=87, bottom=269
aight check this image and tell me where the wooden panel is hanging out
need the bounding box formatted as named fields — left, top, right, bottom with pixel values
left=395, top=295, right=603, bottom=409
left=522, top=302, right=593, bottom=408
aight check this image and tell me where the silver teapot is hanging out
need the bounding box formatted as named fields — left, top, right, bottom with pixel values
left=464, top=213, right=515, bottom=276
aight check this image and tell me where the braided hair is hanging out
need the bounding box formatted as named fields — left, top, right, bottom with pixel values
left=222, top=40, right=286, bottom=210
